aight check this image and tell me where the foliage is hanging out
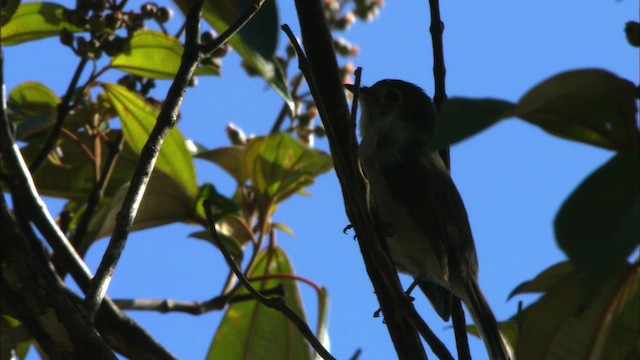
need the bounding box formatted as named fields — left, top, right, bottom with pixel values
left=1, top=0, right=637, bottom=359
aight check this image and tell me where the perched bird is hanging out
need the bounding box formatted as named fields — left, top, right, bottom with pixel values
left=346, top=80, right=512, bottom=360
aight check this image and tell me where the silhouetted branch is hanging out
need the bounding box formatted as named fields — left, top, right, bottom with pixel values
left=112, top=285, right=284, bottom=315
left=286, top=0, right=429, bottom=357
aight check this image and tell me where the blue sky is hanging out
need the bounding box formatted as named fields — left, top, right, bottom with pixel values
left=3, top=0, right=638, bottom=359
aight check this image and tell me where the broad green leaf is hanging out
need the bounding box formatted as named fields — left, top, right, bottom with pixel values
left=197, top=146, right=246, bottom=184
left=173, top=0, right=293, bottom=109
left=508, top=262, right=573, bottom=299
left=512, top=69, right=638, bottom=151
left=18, top=131, right=136, bottom=200
left=515, top=262, right=638, bottom=360
left=89, top=172, right=196, bottom=241
left=110, top=30, right=219, bottom=79
left=244, top=133, right=333, bottom=206
left=7, top=81, right=61, bottom=140
left=430, top=98, right=515, bottom=150
left=1, top=2, right=83, bottom=46
left=102, top=83, right=198, bottom=198
left=207, top=246, right=310, bottom=360
left=555, top=150, right=639, bottom=299
left=8, top=81, right=59, bottom=116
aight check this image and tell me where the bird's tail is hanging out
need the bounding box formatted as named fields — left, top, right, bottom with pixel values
left=417, top=280, right=452, bottom=321
left=463, top=279, right=514, bottom=360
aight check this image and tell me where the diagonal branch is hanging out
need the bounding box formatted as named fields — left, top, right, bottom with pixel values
left=30, top=57, right=89, bottom=172
left=203, top=200, right=335, bottom=360
left=286, top=0, right=430, bottom=357
left=82, top=0, right=207, bottom=319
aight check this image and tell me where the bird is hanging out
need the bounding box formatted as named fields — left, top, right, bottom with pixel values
left=346, top=79, right=513, bottom=360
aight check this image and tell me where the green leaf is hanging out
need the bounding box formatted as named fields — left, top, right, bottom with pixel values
left=89, top=172, right=197, bottom=241
left=515, top=262, right=638, bottom=360
left=1, top=315, right=32, bottom=359
left=173, top=0, right=293, bottom=109
left=197, top=146, right=246, bottom=184
left=508, top=262, right=573, bottom=299
left=1, top=2, right=83, bottom=46
left=512, top=69, right=638, bottom=151
left=110, top=30, right=219, bottom=79
left=244, top=133, right=333, bottom=206
left=555, top=150, right=639, bottom=299
left=207, top=246, right=310, bottom=360
left=430, top=98, right=515, bottom=150
left=272, top=222, right=295, bottom=237
left=102, top=82, right=198, bottom=198
left=17, top=131, right=135, bottom=200
left=8, top=81, right=60, bottom=117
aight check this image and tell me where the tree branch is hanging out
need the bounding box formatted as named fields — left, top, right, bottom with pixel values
left=82, top=0, right=207, bottom=319
left=287, top=1, right=429, bottom=357
left=0, top=196, right=116, bottom=359
left=29, top=57, right=89, bottom=172
left=112, top=286, right=284, bottom=315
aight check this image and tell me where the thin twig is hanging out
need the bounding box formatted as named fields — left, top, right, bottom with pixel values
left=112, top=285, right=284, bottom=315
left=30, top=57, right=89, bottom=172
left=72, top=133, right=125, bottom=254
left=427, top=2, right=472, bottom=358
left=203, top=200, right=335, bottom=360
left=200, top=0, right=267, bottom=56
left=270, top=73, right=304, bottom=134
left=428, top=0, right=450, bottom=170
left=82, top=0, right=206, bottom=320
left=285, top=1, right=428, bottom=355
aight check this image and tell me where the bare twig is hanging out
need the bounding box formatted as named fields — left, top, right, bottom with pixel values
left=200, top=0, right=267, bottom=56
left=30, top=57, right=89, bottom=172
left=428, top=0, right=450, bottom=170
left=112, top=285, right=284, bottom=315
left=285, top=0, right=428, bottom=356
left=427, top=2, right=472, bottom=358
left=82, top=0, right=207, bottom=319
left=203, top=200, right=335, bottom=360
left=72, top=133, right=124, bottom=254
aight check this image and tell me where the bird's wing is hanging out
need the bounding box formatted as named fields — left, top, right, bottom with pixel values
left=382, top=147, right=479, bottom=282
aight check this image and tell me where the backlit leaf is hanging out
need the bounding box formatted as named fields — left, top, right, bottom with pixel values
left=102, top=82, right=198, bottom=198
left=512, top=69, right=638, bottom=151
left=1, top=2, right=83, bottom=45
left=206, top=246, right=310, bottom=360
left=110, top=30, right=219, bottom=79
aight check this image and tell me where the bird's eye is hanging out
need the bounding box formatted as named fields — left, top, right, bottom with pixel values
left=383, top=90, right=401, bottom=104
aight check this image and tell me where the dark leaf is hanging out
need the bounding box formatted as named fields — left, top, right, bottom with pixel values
left=555, top=150, right=639, bottom=299
left=512, top=69, right=638, bottom=151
